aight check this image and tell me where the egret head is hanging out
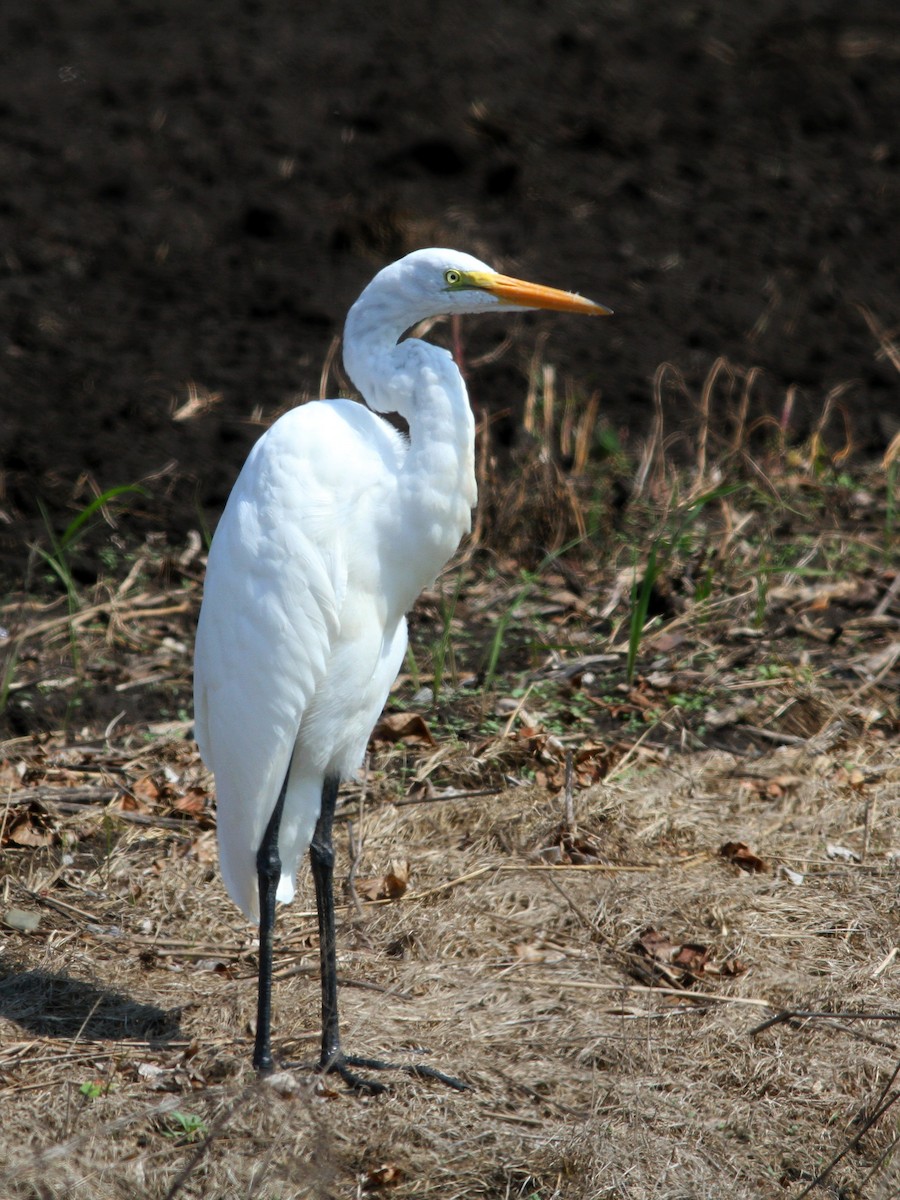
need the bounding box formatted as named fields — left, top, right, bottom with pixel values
left=343, top=248, right=610, bottom=418
left=357, top=247, right=611, bottom=329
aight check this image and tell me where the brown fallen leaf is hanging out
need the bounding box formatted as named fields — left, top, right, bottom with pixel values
left=514, top=941, right=564, bottom=965
left=187, top=830, right=218, bottom=864
left=109, top=791, right=154, bottom=815
left=403, top=779, right=434, bottom=803
left=536, top=820, right=604, bottom=865
left=535, top=845, right=563, bottom=864
left=671, top=942, right=712, bottom=975
left=172, top=787, right=209, bottom=817
left=527, top=736, right=621, bottom=791
left=832, top=765, right=867, bottom=790
left=362, top=1162, right=404, bottom=1190
left=0, top=762, right=25, bottom=790
left=131, top=775, right=161, bottom=803
left=515, top=941, right=547, bottom=963
left=631, top=927, right=711, bottom=987
left=371, top=712, right=435, bottom=745
left=355, top=858, right=410, bottom=902
left=738, top=774, right=804, bottom=799
left=766, top=774, right=805, bottom=797
left=649, top=631, right=686, bottom=653
left=720, top=841, right=768, bottom=873
left=5, top=802, right=56, bottom=847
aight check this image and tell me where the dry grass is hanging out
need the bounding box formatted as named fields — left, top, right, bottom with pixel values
left=0, top=365, right=898, bottom=1199
left=1, top=740, right=899, bottom=1199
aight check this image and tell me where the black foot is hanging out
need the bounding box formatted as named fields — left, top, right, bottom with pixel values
left=322, top=1053, right=471, bottom=1094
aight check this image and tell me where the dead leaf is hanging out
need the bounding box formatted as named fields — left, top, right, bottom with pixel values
left=515, top=941, right=547, bottom=963
left=832, top=765, right=867, bottom=790
left=778, top=864, right=805, bottom=886
left=137, top=1062, right=178, bottom=1091
left=172, top=787, right=209, bottom=816
left=649, top=631, right=686, bottom=653
left=8, top=820, right=54, bottom=847
left=403, top=779, right=433, bottom=803
left=3, top=907, right=42, bottom=932
left=5, top=802, right=56, bottom=847
left=371, top=713, right=435, bottom=745
left=538, top=821, right=603, bottom=865
left=637, top=928, right=678, bottom=960
left=131, top=775, right=161, bottom=803
left=536, top=845, right=563, bottom=864
left=356, top=859, right=410, bottom=901
left=110, top=791, right=153, bottom=815
left=767, top=774, right=805, bottom=795
left=196, top=959, right=234, bottom=976
left=671, top=942, right=712, bottom=974
left=738, top=775, right=803, bottom=800
left=720, top=841, right=768, bottom=873
left=363, top=1162, right=404, bottom=1190
left=187, top=830, right=218, bottom=864
left=264, top=1070, right=305, bottom=1098
left=826, top=843, right=861, bottom=863
left=631, top=927, right=711, bottom=987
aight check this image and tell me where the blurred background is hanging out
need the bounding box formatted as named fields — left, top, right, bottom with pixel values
left=2, top=0, right=898, bottom=577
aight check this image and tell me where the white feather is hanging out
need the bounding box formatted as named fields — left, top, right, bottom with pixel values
left=194, top=247, right=604, bottom=924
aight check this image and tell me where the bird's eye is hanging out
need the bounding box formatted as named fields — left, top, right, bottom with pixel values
left=443, top=269, right=462, bottom=286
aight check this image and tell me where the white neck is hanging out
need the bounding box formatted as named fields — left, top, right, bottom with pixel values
left=342, top=302, right=477, bottom=597
left=343, top=293, right=418, bottom=419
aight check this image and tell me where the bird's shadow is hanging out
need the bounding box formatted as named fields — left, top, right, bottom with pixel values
left=0, top=965, right=182, bottom=1043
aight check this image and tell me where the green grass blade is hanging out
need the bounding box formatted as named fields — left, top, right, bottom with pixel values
left=626, top=543, right=657, bottom=685
left=59, top=484, right=148, bottom=552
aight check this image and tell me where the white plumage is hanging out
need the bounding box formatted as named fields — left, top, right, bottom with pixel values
left=193, top=247, right=608, bottom=1085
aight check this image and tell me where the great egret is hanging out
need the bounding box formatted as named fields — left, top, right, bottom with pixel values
left=194, top=247, right=610, bottom=1091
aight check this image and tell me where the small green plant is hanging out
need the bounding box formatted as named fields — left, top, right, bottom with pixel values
left=670, top=691, right=710, bottom=713
left=625, top=484, right=738, bottom=684
left=432, top=571, right=465, bottom=702
left=626, top=543, right=657, bottom=686
left=36, top=484, right=147, bottom=609
left=693, top=563, right=715, bottom=605
left=32, top=485, right=146, bottom=672
left=482, top=537, right=584, bottom=694
left=757, top=662, right=783, bottom=680
left=754, top=549, right=769, bottom=628
left=0, top=638, right=20, bottom=717
left=79, top=1079, right=113, bottom=1100
left=483, top=583, right=525, bottom=695
left=162, top=1111, right=208, bottom=1142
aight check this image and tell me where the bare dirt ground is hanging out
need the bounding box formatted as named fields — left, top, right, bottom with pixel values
left=1, top=2, right=899, bottom=1198
left=2, top=1, right=899, bottom=575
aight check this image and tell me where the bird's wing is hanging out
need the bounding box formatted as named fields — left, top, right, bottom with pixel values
left=193, top=399, right=402, bottom=917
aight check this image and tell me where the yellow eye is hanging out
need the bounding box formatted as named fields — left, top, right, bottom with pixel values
left=444, top=269, right=462, bottom=286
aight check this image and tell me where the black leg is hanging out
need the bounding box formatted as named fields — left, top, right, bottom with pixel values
left=253, top=767, right=289, bottom=1074
left=309, top=775, right=386, bottom=1093
left=309, top=775, right=471, bottom=1095
left=309, top=774, right=341, bottom=1066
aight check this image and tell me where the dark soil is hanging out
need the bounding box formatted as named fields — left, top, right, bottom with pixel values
left=2, top=1, right=898, bottom=579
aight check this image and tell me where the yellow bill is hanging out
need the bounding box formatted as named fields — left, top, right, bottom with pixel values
left=469, top=270, right=612, bottom=316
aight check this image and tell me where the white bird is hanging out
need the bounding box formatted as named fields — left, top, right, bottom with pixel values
left=193, top=247, right=610, bottom=1091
